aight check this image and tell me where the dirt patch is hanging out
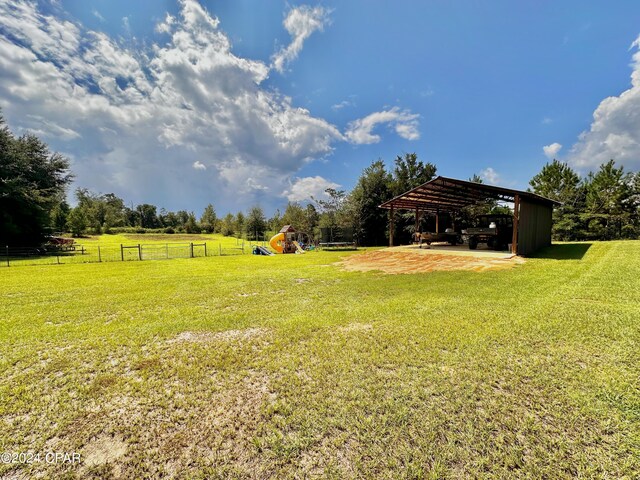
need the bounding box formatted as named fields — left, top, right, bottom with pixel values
left=338, top=323, right=373, bottom=333
left=83, top=434, right=128, bottom=467
left=339, top=250, right=524, bottom=274
left=168, top=327, right=268, bottom=344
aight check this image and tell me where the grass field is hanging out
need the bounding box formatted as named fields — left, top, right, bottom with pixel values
left=2, top=233, right=263, bottom=267
left=1, top=241, right=639, bottom=478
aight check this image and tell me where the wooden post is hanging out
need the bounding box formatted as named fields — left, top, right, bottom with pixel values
left=389, top=205, right=394, bottom=247
left=435, top=208, right=439, bottom=234
left=190, top=242, right=194, bottom=258
left=98, top=246, right=102, bottom=262
left=120, top=244, right=124, bottom=261
left=204, top=243, right=207, bottom=257
left=415, top=207, right=419, bottom=242
left=138, top=243, right=142, bottom=261
left=512, top=194, right=520, bottom=254
left=81, top=246, right=85, bottom=255
left=166, top=243, right=169, bottom=259
left=219, top=243, right=222, bottom=256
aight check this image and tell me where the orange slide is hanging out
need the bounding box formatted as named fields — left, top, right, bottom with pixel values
left=269, top=232, right=285, bottom=253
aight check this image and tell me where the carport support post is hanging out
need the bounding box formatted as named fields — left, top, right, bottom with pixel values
left=435, top=208, right=439, bottom=234
left=512, top=194, right=520, bottom=255
left=389, top=205, right=394, bottom=247
left=414, top=207, right=419, bottom=239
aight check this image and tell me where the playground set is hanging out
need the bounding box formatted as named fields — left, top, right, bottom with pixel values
left=252, top=225, right=312, bottom=255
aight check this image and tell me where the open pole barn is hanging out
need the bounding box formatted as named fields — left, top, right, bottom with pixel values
left=379, top=176, right=560, bottom=256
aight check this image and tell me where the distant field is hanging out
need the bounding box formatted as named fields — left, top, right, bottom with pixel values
left=1, top=242, right=639, bottom=478
left=2, top=233, right=264, bottom=267
left=75, top=233, right=260, bottom=246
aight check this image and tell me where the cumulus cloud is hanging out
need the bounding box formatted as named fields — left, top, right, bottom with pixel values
left=543, top=142, right=562, bottom=159
left=345, top=107, right=420, bottom=144
left=282, top=176, right=340, bottom=202
left=479, top=167, right=501, bottom=185
left=0, top=0, right=344, bottom=211
left=567, top=35, right=640, bottom=171
left=0, top=1, right=419, bottom=212
left=272, top=6, right=329, bottom=73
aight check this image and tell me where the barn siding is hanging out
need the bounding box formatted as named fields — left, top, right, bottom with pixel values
left=517, top=199, right=552, bottom=255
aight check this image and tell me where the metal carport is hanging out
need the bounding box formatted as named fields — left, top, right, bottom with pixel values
left=379, top=176, right=560, bottom=255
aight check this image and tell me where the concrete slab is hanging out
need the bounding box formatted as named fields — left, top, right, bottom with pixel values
left=387, top=244, right=515, bottom=259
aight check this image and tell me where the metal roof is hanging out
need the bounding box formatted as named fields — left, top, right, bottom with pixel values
left=379, top=176, right=560, bottom=213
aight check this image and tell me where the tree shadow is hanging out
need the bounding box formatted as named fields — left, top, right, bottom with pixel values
left=531, top=243, right=592, bottom=260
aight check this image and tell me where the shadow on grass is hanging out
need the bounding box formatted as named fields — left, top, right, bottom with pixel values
left=532, top=243, right=592, bottom=260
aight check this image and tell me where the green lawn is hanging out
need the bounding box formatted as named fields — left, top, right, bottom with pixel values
left=3, top=233, right=262, bottom=267
left=1, top=242, right=639, bottom=478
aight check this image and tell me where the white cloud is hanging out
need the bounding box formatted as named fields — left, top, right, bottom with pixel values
left=92, top=10, right=105, bottom=23
left=155, top=13, right=175, bottom=34
left=282, top=176, right=340, bottom=202
left=479, top=167, right=501, bottom=185
left=345, top=107, right=420, bottom=144
left=272, top=6, right=329, bottom=73
left=567, top=35, right=640, bottom=171
left=331, top=100, right=353, bottom=111
left=543, top=142, right=562, bottom=159
left=0, top=1, right=417, bottom=212
left=122, top=16, right=130, bottom=33
left=0, top=0, right=344, bottom=211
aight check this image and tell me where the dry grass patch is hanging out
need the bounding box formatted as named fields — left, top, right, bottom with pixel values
left=168, top=327, right=269, bottom=344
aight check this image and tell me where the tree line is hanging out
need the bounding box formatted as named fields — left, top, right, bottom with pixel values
left=2, top=111, right=639, bottom=246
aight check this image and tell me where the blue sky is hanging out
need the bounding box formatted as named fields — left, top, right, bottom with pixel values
left=2, top=1, right=640, bottom=215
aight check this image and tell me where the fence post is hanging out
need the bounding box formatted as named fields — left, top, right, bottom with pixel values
left=81, top=246, right=85, bottom=255
left=219, top=243, right=222, bottom=256
left=120, top=244, right=124, bottom=261
left=57, top=253, right=60, bottom=264
left=190, top=242, right=194, bottom=258
left=138, top=244, right=142, bottom=261
left=5, top=246, right=8, bottom=267
left=98, top=246, right=102, bottom=263
left=204, top=243, right=207, bottom=257
left=166, top=243, right=169, bottom=259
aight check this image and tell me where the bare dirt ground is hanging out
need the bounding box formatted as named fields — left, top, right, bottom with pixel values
left=339, top=249, right=525, bottom=274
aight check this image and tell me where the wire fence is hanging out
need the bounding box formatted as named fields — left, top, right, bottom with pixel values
left=0, top=239, right=268, bottom=268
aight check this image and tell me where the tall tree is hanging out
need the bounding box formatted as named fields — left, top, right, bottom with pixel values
left=200, top=204, right=217, bottom=233
left=0, top=114, right=72, bottom=244
left=136, top=204, right=159, bottom=229
left=184, top=212, right=201, bottom=233
left=281, top=202, right=306, bottom=229
left=66, top=207, right=87, bottom=237
left=245, top=206, right=267, bottom=240
left=391, top=153, right=437, bottom=243
left=220, top=213, right=235, bottom=236
left=391, top=152, right=437, bottom=196
left=303, top=204, right=319, bottom=238
left=583, top=160, right=634, bottom=240
left=50, top=200, right=71, bottom=233
left=349, top=160, right=392, bottom=246
left=529, top=160, right=583, bottom=240
left=235, top=211, right=246, bottom=237
left=268, top=209, right=282, bottom=233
